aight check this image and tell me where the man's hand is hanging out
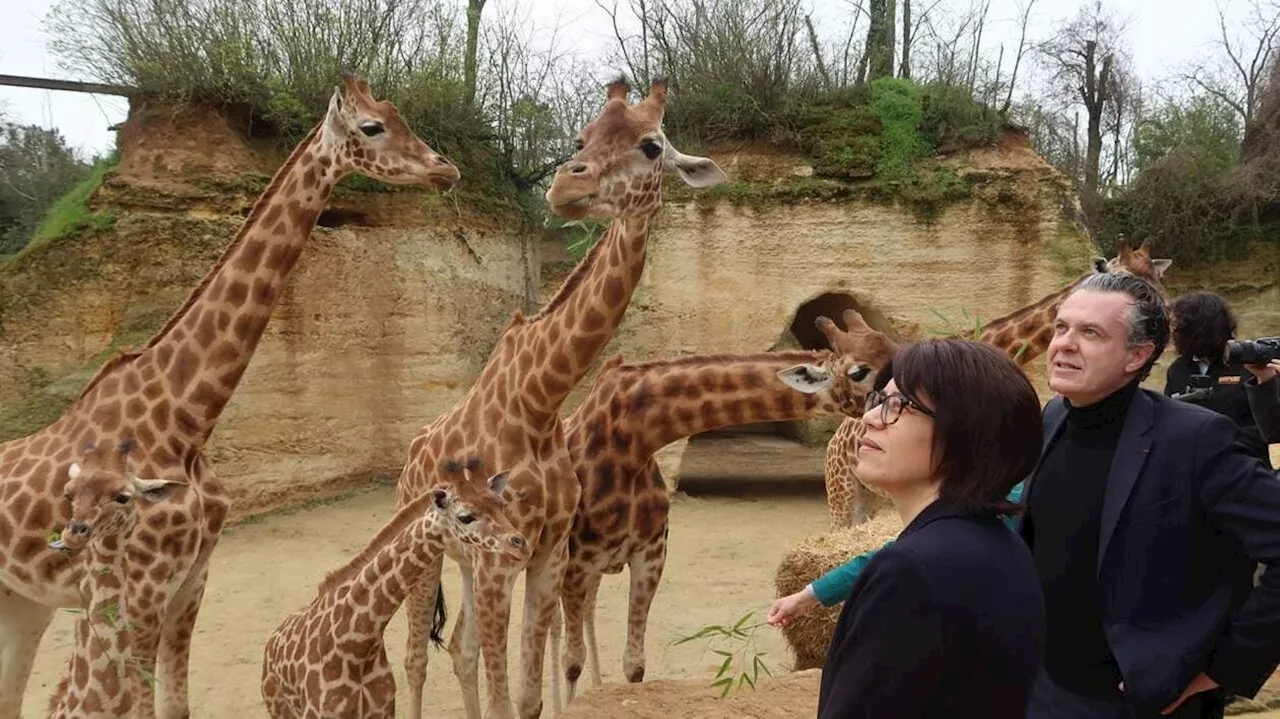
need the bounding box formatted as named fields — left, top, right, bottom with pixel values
left=1245, top=359, right=1280, bottom=384
left=1160, top=672, right=1220, bottom=715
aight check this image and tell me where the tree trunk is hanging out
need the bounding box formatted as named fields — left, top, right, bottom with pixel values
left=1079, top=40, right=1112, bottom=200
left=865, top=0, right=896, bottom=81
left=900, top=0, right=911, bottom=79
left=806, top=14, right=833, bottom=90
left=463, top=0, right=488, bottom=107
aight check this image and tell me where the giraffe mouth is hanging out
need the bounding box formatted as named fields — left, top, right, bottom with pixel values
left=550, top=194, right=597, bottom=219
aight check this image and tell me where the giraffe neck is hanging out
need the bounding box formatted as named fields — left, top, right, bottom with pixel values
left=63, top=533, right=133, bottom=715
left=315, top=493, right=448, bottom=634
left=520, top=212, right=654, bottom=415
left=567, top=350, right=835, bottom=459
left=76, top=118, right=342, bottom=446
left=974, top=272, right=1090, bottom=365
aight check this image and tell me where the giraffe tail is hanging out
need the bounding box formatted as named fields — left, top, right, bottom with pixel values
left=429, top=580, right=447, bottom=649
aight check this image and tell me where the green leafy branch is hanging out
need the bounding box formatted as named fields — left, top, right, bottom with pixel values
left=670, top=610, right=773, bottom=698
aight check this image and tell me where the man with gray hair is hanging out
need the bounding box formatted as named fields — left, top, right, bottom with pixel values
left=1021, top=271, right=1280, bottom=718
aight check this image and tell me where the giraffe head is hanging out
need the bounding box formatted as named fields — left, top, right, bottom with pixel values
left=430, top=458, right=530, bottom=561
left=51, top=440, right=186, bottom=553
left=321, top=72, right=461, bottom=190
left=777, top=309, right=898, bottom=416
left=545, top=77, right=727, bottom=219
left=1095, top=236, right=1172, bottom=289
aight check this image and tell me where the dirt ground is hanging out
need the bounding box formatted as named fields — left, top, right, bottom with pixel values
left=20, top=487, right=830, bottom=717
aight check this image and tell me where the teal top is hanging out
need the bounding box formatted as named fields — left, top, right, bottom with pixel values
left=809, top=482, right=1026, bottom=606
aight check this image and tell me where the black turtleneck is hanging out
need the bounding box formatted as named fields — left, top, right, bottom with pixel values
left=1027, top=379, right=1140, bottom=701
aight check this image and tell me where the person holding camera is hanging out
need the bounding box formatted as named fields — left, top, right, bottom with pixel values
left=1164, top=292, right=1273, bottom=465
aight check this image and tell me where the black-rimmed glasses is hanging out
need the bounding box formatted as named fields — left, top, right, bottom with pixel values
left=865, top=390, right=936, bottom=426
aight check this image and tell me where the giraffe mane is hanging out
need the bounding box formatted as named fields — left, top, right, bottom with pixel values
left=608, top=350, right=830, bottom=374
left=531, top=221, right=618, bottom=322
left=970, top=272, right=1090, bottom=337
left=315, top=489, right=439, bottom=595
left=74, top=118, right=327, bottom=403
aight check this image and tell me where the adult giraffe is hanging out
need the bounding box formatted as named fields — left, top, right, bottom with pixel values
left=553, top=310, right=896, bottom=705
left=0, top=73, right=458, bottom=718
left=394, top=77, right=726, bottom=719
left=828, top=239, right=1173, bottom=526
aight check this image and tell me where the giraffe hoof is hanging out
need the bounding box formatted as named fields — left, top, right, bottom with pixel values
left=566, top=664, right=582, bottom=683
left=627, top=666, right=645, bottom=683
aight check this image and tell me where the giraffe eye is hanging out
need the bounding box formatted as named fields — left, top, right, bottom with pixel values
left=573, top=138, right=584, bottom=151
left=359, top=122, right=385, bottom=137
left=114, top=494, right=131, bottom=505
left=640, top=139, right=662, bottom=160
left=457, top=513, right=476, bottom=525
left=848, top=366, right=870, bottom=382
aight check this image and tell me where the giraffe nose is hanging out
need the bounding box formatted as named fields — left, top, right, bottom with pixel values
left=568, top=162, right=589, bottom=175
left=68, top=522, right=89, bottom=535
left=431, top=154, right=454, bottom=167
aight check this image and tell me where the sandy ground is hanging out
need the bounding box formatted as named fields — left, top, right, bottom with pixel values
left=20, top=487, right=829, bottom=717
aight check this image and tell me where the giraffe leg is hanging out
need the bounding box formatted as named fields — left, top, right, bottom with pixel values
left=517, top=541, right=569, bottom=719
left=558, top=563, right=590, bottom=703
left=155, top=550, right=217, bottom=719
left=583, top=575, right=603, bottom=689
left=623, top=537, right=667, bottom=684
left=448, top=558, right=491, bottom=719
left=0, top=585, right=54, bottom=719
left=403, top=554, right=444, bottom=719
left=547, top=595, right=563, bottom=711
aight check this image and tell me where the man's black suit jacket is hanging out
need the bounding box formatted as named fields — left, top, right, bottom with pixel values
left=1018, top=389, right=1280, bottom=715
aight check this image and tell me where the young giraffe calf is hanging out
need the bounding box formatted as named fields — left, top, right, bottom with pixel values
left=46, top=440, right=186, bottom=719
left=260, top=459, right=531, bottom=719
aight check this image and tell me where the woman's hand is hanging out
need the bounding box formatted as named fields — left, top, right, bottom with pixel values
left=1245, top=359, right=1280, bottom=384
left=767, top=585, right=820, bottom=628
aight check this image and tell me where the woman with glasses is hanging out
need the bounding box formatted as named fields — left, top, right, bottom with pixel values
left=769, top=339, right=1046, bottom=718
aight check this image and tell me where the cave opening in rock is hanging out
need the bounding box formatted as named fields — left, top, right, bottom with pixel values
left=316, top=208, right=369, bottom=228
left=677, top=291, right=893, bottom=496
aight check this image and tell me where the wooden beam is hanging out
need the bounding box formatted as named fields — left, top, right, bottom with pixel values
left=0, top=74, right=135, bottom=97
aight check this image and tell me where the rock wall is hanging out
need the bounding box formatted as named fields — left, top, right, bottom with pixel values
left=0, top=99, right=538, bottom=518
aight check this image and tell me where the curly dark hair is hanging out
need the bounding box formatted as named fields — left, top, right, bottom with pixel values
left=1171, top=291, right=1237, bottom=361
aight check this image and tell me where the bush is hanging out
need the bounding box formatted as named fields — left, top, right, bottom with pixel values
left=919, top=83, right=1003, bottom=152
left=869, top=77, right=929, bottom=182
left=791, top=86, right=881, bottom=179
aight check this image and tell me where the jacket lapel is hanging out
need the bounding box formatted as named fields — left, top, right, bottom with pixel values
left=1096, top=389, right=1156, bottom=574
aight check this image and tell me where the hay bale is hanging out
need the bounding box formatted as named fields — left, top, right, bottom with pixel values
left=774, top=512, right=903, bottom=670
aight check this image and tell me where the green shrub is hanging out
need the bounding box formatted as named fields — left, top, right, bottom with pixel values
left=919, top=83, right=1002, bottom=152
left=869, top=77, right=929, bottom=182
left=791, top=86, right=882, bottom=180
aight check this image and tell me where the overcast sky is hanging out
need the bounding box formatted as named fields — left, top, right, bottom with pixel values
left=0, top=0, right=1257, bottom=158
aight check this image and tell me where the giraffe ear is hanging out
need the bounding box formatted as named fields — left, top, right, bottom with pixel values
left=67, top=463, right=82, bottom=481
left=1152, top=258, right=1172, bottom=278
left=487, top=471, right=511, bottom=496
left=778, top=364, right=832, bottom=394
left=131, top=477, right=186, bottom=503
left=661, top=134, right=726, bottom=188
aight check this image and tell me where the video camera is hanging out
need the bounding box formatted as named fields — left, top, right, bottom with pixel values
left=1223, top=337, right=1280, bottom=366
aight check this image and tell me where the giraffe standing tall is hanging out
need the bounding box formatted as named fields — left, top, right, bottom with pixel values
left=827, top=240, right=1173, bottom=526
left=45, top=440, right=187, bottom=719
left=553, top=310, right=896, bottom=704
left=260, top=460, right=529, bottom=719
left=395, top=77, right=727, bottom=719
left=0, top=74, right=459, bottom=719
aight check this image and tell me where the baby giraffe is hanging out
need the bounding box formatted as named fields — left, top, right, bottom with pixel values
left=46, top=440, right=186, bottom=719
left=260, top=459, right=531, bottom=719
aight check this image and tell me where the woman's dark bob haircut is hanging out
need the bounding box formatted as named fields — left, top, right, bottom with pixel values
left=882, top=338, right=1043, bottom=515
left=1171, top=291, right=1237, bottom=362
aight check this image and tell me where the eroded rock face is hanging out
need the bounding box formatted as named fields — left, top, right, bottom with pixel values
left=0, top=99, right=537, bottom=519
